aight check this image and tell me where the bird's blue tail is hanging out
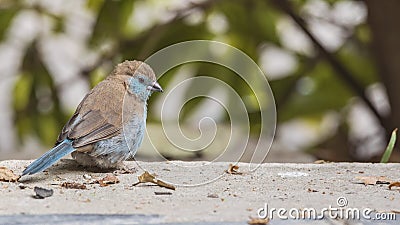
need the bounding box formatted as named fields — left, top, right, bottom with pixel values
left=22, top=139, right=75, bottom=176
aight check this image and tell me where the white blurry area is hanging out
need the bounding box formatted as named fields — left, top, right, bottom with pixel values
left=0, top=0, right=94, bottom=158
left=0, top=0, right=385, bottom=162
left=259, top=0, right=386, bottom=160
left=0, top=0, right=212, bottom=159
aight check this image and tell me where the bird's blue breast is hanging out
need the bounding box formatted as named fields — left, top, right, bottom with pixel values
left=91, top=110, right=146, bottom=164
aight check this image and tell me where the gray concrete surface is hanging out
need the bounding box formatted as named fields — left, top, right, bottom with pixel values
left=0, top=160, right=399, bottom=224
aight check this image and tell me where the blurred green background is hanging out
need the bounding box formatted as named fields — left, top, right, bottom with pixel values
left=0, top=0, right=399, bottom=162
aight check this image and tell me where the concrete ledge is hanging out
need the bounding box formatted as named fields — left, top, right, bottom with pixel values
left=0, top=160, right=399, bottom=224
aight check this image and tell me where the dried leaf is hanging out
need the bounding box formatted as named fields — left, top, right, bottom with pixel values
left=137, top=171, right=156, bottom=183
left=97, top=174, right=119, bottom=187
left=356, top=176, right=393, bottom=185
left=133, top=171, right=175, bottom=190
left=226, top=164, right=243, bottom=175
left=0, top=166, right=20, bottom=182
left=61, top=182, right=87, bottom=189
left=154, top=179, right=175, bottom=190
left=248, top=217, right=270, bottom=225
left=389, top=182, right=400, bottom=190
left=34, top=186, right=53, bottom=199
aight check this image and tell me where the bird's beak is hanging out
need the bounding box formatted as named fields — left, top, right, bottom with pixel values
left=148, top=82, right=163, bottom=92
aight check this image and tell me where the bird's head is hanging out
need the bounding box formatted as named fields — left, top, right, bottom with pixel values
left=112, top=60, right=163, bottom=101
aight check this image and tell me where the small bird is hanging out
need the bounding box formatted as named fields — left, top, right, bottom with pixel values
left=22, top=60, right=163, bottom=176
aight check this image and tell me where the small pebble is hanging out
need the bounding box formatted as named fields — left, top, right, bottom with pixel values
left=33, top=186, right=53, bottom=199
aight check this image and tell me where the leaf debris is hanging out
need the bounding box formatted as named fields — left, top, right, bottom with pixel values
left=61, top=182, right=87, bottom=189
left=0, top=167, right=20, bottom=182
left=96, top=174, right=119, bottom=187
left=226, top=164, right=243, bottom=175
left=389, top=182, right=400, bottom=190
left=132, top=171, right=175, bottom=190
left=356, top=176, right=393, bottom=185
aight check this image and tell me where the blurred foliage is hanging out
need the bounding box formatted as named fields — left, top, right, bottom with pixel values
left=0, top=0, right=397, bottom=161
left=13, top=44, right=68, bottom=146
left=0, top=6, right=18, bottom=41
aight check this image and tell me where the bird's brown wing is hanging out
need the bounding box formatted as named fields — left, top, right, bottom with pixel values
left=56, top=78, right=128, bottom=148
left=68, top=110, right=121, bottom=148
left=55, top=95, right=88, bottom=145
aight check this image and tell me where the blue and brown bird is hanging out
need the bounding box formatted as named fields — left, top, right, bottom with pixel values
left=22, top=60, right=162, bottom=176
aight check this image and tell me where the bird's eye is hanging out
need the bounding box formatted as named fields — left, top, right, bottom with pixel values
left=138, top=78, right=144, bottom=83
